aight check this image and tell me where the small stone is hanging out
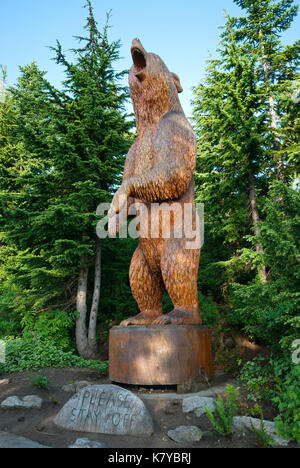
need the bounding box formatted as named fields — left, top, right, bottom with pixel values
left=182, top=396, right=216, bottom=417
left=68, top=438, right=105, bottom=448
left=1, top=396, right=19, bottom=408
left=54, top=384, right=154, bottom=436
left=0, top=379, right=9, bottom=386
left=22, top=396, right=43, bottom=409
left=177, top=382, right=207, bottom=393
left=177, top=383, right=193, bottom=393
left=233, top=416, right=290, bottom=447
left=62, top=383, right=76, bottom=393
left=62, top=381, right=92, bottom=393
left=223, top=335, right=236, bottom=349
left=1, top=395, right=42, bottom=410
left=0, top=432, right=50, bottom=448
left=168, top=426, right=203, bottom=444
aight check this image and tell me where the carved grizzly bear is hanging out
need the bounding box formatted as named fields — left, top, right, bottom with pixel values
left=108, top=38, right=201, bottom=326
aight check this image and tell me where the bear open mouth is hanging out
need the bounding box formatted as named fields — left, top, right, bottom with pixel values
left=131, top=47, right=146, bottom=73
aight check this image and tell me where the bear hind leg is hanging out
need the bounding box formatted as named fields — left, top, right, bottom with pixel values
left=152, top=241, right=202, bottom=326
left=120, top=244, right=165, bottom=326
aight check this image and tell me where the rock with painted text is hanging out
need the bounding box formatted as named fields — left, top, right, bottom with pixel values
left=54, top=384, right=154, bottom=436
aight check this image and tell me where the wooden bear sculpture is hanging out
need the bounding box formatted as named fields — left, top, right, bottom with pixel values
left=108, top=39, right=201, bottom=326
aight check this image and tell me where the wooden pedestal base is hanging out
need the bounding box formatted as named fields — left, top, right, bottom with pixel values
left=109, top=325, right=214, bottom=386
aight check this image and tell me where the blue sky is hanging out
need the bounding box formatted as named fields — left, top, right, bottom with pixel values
left=1, top=0, right=299, bottom=117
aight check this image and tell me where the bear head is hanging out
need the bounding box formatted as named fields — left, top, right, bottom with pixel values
left=129, top=38, right=183, bottom=129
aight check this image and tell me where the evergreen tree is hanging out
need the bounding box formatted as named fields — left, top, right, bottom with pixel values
left=192, top=11, right=299, bottom=435
left=0, top=63, right=56, bottom=327
left=0, top=1, right=133, bottom=359
left=193, top=3, right=299, bottom=299
left=277, top=77, right=300, bottom=181
left=233, top=0, right=300, bottom=181
left=193, top=14, right=271, bottom=286
left=46, top=2, right=133, bottom=358
left=0, top=67, right=24, bottom=337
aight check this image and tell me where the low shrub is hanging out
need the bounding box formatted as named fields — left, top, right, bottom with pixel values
left=30, top=374, right=51, bottom=390
left=0, top=335, right=108, bottom=375
left=21, top=309, right=77, bottom=350
left=240, top=354, right=300, bottom=444
left=272, top=364, right=300, bottom=444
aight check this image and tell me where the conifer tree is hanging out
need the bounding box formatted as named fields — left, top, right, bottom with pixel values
left=0, top=1, right=133, bottom=359
left=0, top=63, right=60, bottom=319
left=233, top=0, right=300, bottom=180
left=46, top=1, right=133, bottom=358
left=193, top=2, right=299, bottom=291
left=193, top=15, right=271, bottom=284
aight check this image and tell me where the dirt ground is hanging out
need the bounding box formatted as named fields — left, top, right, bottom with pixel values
left=0, top=368, right=296, bottom=448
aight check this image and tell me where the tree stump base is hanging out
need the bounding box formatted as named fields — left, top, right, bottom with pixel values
left=109, top=325, right=214, bottom=386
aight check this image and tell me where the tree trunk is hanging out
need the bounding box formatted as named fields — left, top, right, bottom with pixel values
left=0, top=65, right=6, bottom=103
left=75, top=254, right=90, bottom=358
left=259, top=28, right=284, bottom=180
left=248, top=170, right=267, bottom=283
left=88, top=238, right=101, bottom=351
left=0, top=78, right=5, bottom=103
left=75, top=243, right=101, bottom=360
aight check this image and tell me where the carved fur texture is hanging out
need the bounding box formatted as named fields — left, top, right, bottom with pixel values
left=111, top=39, right=201, bottom=326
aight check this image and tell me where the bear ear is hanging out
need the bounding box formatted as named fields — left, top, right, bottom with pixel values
left=172, top=72, right=183, bottom=93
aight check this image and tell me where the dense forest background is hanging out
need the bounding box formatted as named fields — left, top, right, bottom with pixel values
left=0, top=0, right=299, bottom=442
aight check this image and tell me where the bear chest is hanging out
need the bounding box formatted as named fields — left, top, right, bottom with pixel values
left=133, top=127, right=160, bottom=175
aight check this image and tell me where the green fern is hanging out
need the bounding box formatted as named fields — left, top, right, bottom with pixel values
left=204, top=385, right=239, bottom=436
left=250, top=411, right=275, bottom=448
